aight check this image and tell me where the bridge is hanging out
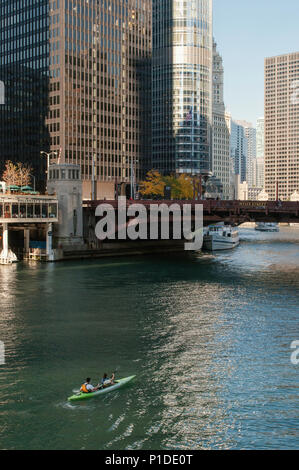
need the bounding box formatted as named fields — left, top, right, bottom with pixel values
left=83, top=199, right=299, bottom=226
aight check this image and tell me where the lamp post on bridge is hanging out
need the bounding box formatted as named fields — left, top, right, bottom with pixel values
left=40, top=151, right=58, bottom=180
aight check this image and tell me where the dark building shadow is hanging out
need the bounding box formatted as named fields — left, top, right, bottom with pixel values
left=0, top=65, right=50, bottom=191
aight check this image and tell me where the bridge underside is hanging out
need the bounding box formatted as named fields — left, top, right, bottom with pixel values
left=0, top=222, right=54, bottom=264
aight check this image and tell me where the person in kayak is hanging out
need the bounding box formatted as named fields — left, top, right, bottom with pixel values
left=80, top=378, right=99, bottom=393
left=101, top=373, right=115, bottom=387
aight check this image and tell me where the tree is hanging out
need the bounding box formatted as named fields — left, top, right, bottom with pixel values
left=2, top=160, right=32, bottom=188
left=176, top=174, right=194, bottom=200
left=16, top=162, right=32, bottom=187
left=164, top=174, right=193, bottom=200
left=139, top=171, right=195, bottom=200
left=2, top=161, right=18, bottom=187
left=139, top=170, right=165, bottom=198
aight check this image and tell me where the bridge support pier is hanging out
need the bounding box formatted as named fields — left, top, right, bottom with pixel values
left=46, top=223, right=54, bottom=261
left=0, top=223, right=17, bottom=265
left=24, top=228, right=30, bottom=257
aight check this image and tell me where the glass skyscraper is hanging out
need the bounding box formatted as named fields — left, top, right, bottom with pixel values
left=0, top=0, right=51, bottom=186
left=152, top=0, right=213, bottom=176
left=0, top=0, right=152, bottom=196
left=230, top=120, right=248, bottom=184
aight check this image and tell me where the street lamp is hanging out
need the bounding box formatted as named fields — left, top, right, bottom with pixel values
left=40, top=151, right=58, bottom=179
left=130, top=159, right=139, bottom=199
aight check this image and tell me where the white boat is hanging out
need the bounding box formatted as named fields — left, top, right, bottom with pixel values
left=255, top=222, right=279, bottom=232
left=203, top=225, right=239, bottom=251
left=0, top=249, right=18, bottom=264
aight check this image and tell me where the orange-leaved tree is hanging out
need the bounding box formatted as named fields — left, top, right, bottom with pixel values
left=139, top=170, right=165, bottom=198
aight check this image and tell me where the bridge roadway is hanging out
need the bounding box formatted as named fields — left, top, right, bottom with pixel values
left=83, top=199, right=299, bottom=226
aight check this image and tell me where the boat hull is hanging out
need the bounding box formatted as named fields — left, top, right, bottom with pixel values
left=68, top=376, right=136, bottom=402
left=255, top=224, right=279, bottom=232
left=255, top=228, right=279, bottom=232
left=203, top=236, right=240, bottom=251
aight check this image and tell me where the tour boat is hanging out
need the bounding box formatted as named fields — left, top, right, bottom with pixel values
left=255, top=222, right=279, bottom=232
left=203, top=225, right=239, bottom=251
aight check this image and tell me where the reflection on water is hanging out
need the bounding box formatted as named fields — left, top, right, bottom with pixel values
left=0, top=228, right=299, bottom=450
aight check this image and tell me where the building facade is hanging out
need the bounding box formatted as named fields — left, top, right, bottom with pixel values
left=212, top=41, right=230, bottom=199
left=152, top=0, right=213, bottom=177
left=255, top=117, right=265, bottom=188
left=0, top=0, right=51, bottom=186
left=0, top=0, right=152, bottom=197
left=234, top=120, right=256, bottom=187
left=265, top=52, right=299, bottom=200
left=230, top=120, right=248, bottom=184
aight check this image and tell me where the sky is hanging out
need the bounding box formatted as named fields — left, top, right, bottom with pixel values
left=213, top=0, right=299, bottom=126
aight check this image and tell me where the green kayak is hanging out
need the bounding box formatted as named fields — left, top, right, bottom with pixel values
left=68, top=375, right=136, bottom=402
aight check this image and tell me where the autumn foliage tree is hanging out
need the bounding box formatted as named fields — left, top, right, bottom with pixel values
left=139, top=170, right=194, bottom=200
left=164, top=174, right=193, bottom=200
left=139, top=170, right=166, bottom=198
left=2, top=161, right=32, bottom=188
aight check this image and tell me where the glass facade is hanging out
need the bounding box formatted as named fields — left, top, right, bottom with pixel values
left=152, top=0, right=213, bottom=176
left=230, top=121, right=248, bottom=183
left=0, top=0, right=51, bottom=187
left=61, top=0, right=152, bottom=187
left=0, top=195, right=58, bottom=221
left=0, top=0, right=152, bottom=194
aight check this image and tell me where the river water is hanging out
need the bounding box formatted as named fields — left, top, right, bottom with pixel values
left=0, top=227, right=298, bottom=450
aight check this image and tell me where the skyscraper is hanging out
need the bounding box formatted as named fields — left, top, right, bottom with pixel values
left=212, top=41, right=230, bottom=199
left=152, top=0, right=213, bottom=177
left=0, top=0, right=152, bottom=197
left=265, top=52, right=299, bottom=200
left=234, top=120, right=256, bottom=187
left=0, top=0, right=51, bottom=185
left=230, top=120, right=248, bottom=183
left=255, top=117, right=265, bottom=189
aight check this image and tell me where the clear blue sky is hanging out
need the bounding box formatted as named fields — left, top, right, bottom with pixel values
left=213, top=0, right=299, bottom=126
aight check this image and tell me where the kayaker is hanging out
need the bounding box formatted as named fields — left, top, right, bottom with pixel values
left=101, top=373, right=115, bottom=387
left=80, top=378, right=98, bottom=393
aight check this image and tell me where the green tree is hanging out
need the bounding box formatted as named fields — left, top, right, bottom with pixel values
left=164, top=174, right=193, bottom=200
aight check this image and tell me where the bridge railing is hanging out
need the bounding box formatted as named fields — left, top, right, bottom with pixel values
left=83, top=199, right=299, bottom=212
